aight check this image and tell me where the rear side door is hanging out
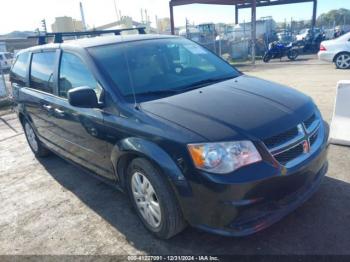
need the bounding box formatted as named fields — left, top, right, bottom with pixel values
left=10, top=52, right=30, bottom=100
left=23, top=50, right=59, bottom=141
left=47, top=50, right=113, bottom=179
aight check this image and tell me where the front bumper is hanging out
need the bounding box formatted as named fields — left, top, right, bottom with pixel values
left=177, top=124, right=329, bottom=237
left=195, top=161, right=328, bottom=236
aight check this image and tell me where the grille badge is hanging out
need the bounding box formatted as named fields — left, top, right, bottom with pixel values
left=302, top=140, right=310, bottom=153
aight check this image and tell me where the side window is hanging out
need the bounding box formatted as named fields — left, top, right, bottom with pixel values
left=0, top=55, right=3, bottom=61
left=59, top=52, right=101, bottom=99
left=30, top=52, right=56, bottom=93
left=10, top=52, right=29, bottom=86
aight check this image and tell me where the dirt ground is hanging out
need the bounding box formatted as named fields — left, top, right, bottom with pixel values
left=1, top=55, right=350, bottom=255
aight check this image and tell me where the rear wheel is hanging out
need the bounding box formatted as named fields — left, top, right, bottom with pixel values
left=263, top=53, right=271, bottom=63
left=335, top=52, right=350, bottom=69
left=126, top=158, right=186, bottom=239
left=23, top=120, right=50, bottom=157
left=287, top=50, right=298, bottom=60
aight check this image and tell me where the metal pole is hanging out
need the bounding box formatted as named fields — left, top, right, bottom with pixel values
left=0, top=68, right=7, bottom=98
left=251, top=0, right=256, bottom=64
left=235, top=5, right=239, bottom=25
left=170, top=3, right=175, bottom=35
left=312, top=0, right=317, bottom=30
left=79, top=2, right=87, bottom=31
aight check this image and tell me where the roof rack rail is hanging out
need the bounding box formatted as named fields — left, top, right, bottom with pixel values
left=29, top=27, right=147, bottom=45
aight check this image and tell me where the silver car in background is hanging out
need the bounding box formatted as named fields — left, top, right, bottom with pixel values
left=318, top=32, right=350, bottom=69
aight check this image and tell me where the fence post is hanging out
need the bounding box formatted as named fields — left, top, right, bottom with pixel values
left=0, top=68, right=8, bottom=98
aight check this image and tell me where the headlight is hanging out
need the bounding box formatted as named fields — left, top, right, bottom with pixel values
left=187, top=141, right=262, bottom=174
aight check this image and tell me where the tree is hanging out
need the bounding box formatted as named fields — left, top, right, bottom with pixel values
left=317, top=8, right=350, bottom=28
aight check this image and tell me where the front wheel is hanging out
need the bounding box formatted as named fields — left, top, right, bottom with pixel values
left=127, top=158, right=186, bottom=239
left=334, top=52, right=350, bottom=69
left=287, top=50, right=298, bottom=60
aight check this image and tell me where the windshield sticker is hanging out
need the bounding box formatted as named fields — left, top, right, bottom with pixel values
left=184, top=44, right=207, bottom=54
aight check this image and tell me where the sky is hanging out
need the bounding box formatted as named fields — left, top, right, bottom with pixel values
left=0, top=0, right=349, bottom=34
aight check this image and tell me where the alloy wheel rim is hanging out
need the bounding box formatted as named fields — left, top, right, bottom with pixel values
left=25, top=123, right=38, bottom=152
left=131, top=171, right=162, bottom=228
left=336, top=54, right=350, bottom=69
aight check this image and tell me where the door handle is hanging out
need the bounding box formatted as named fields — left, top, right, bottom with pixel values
left=54, top=108, right=65, bottom=117
left=42, top=104, right=52, bottom=111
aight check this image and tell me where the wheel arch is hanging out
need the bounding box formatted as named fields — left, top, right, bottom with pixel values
left=333, top=51, right=350, bottom=62
left=110, top=137, right=187, bottom=190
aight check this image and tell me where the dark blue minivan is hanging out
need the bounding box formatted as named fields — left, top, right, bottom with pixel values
left=11, top=34, right=329, bottom=239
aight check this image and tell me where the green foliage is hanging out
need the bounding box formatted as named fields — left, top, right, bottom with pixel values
left=317, top=8, right=350, bottom=27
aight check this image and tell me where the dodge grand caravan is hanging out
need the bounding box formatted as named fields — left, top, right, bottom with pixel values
left=11, top=34, right=329, bottom=239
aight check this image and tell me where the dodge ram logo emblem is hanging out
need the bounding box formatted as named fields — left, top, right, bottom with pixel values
left=303, top=140, right=310, bottom=153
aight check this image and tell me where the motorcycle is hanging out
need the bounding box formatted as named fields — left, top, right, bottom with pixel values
left=263, top=41, right=299, bottom=63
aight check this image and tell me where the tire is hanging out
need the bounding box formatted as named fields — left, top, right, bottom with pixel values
left=126, top=158, right=186, bottom=239
left=287, top=50, right=298, bottom=61
left=23, top=119, right=50, bottom=157
left=263, top=53, right=271, bottom=63
left=334, top=52, right=350, bottom=69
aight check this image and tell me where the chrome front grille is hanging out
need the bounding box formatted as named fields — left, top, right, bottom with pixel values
left=263, top=113, right=322, bottom=167
left=263, top=127, right=299, bottom=149
left=274, top=143, right=304, bottom=166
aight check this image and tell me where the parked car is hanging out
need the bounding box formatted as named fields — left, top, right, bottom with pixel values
left=296, top=28, right=321, bottom=41
left=0, top=52, right=13, bottom=71
left=11, top=34, right=329, bottom=239
left=318, top=32, right=350, bottom=69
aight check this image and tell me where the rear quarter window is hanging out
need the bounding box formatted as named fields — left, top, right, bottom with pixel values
left=10, top=52, right=30, bottom=86
left=30, top=51, right=56, bottom=93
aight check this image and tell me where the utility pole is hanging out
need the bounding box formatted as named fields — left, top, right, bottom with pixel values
left=141, top=8, right=144, bottom=24
left=155, top=15, right=159, bottom=33
left=79, top=2, right=87, bottom=31
left=113, top=0, right=120, bottom=21
left=185, top=18, right=190, bottom=38
left=41, top=19, right=47, bottom=33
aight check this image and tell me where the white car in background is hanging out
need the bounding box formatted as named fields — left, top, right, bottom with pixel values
left=0, top=52, right=14, bottom=71
left=318, top=32, right=350, bottom=69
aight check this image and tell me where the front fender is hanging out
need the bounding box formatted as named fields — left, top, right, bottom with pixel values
left=111, top=137, right=188, bottom=186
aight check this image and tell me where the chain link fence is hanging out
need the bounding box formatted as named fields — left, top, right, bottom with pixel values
left=0, top=69, right=12, bottom=108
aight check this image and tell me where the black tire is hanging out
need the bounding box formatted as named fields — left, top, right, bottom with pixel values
left=334, top=52, right=350, bottom=69
left=287, top=50, right=298, bottom=60
left=126, top=158, right=186, bottom=239
left=263, top=53, right=271, bottom=63
left=23, top=119, right=50, bottom=157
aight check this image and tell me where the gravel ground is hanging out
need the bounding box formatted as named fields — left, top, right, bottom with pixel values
left=1, top=55, right=350, bottom=255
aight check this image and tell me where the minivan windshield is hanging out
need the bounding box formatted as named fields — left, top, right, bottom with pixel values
left=89, top=38, right=240, bottom=101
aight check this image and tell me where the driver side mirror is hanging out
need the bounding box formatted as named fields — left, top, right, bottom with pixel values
left=68, top=86, right=99, bottom=108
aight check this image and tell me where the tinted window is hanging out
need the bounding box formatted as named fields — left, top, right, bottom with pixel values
left=0, top=55, right=3, bottom=60
left=11, top=52, right=29, bottom=85
left=89, top=38, right=240, bottom=100
left=30, top=52, right=56, bottom=93
left=59, top=52, right=101, bottom=99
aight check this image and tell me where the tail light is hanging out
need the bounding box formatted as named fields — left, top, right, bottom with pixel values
left=320, top=45, right=326, bottom=51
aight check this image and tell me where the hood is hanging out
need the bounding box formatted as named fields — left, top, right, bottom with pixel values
left=141, top=75, right=315, bottom=142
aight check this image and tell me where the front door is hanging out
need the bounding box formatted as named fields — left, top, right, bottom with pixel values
left=48, top=51, right=114, bottom=179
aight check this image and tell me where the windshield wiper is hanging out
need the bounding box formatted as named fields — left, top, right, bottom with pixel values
left=126, top=89, right=180, bottom=97
left=178, top=76, right=237, bottom=92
